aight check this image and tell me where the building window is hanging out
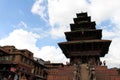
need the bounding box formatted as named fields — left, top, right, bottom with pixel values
left=26, top=59, right=29, bottom=64
left=12, top=55, right=15, bottom=61
left=6, top=56, right=9, bottom=60
left=1, top=56, right=9, bottom=60
left=20, top=56, right=23, bottom=62
left=1, top=56, right=5, bottom=60
left=25, top=58, right=27, bottom=63
left=28, top=53, right=31, bottom=58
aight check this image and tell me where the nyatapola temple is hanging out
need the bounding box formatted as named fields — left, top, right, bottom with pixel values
left=46, top=12, right=120, bottom=80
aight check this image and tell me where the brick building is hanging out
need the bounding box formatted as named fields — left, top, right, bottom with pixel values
left=46, top=12, right=120, bottom=80
left=0, top=46, right=47, bottom=80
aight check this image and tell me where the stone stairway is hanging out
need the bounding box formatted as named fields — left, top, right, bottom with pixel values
left=80, top=64, right=90, bottom=80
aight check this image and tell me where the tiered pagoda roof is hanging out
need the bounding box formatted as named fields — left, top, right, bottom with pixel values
left=58, top=12, right=111, bottom=58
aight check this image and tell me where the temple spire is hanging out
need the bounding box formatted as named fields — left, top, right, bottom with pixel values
left=58, top=12, right=111, bottom=65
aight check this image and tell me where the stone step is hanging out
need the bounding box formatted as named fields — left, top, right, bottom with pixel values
left=80, top=64, right=89, bottom=80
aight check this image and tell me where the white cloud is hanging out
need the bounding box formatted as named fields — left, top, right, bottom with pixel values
left=31, top=0, right=90, bottom=38
left=31, top=0, right=47, bottom=21
left=48, top=0, right=89, bottom=26
left=12, top=21, right=28, bottom=29
left=18, top=21, right=28, bottom=28
left=50, top=25, right=70, bottom=38
left=102, top=30, right=116, bottom=39
left=48, top=0, right=89, bottom=38
left=31, top=0, right=120, bottom=38
left=37, top=46, right=69, bottom=63
left=0, top=29, right=68, bottom=63
left=0, top=29, right=40, bottom=49
left=89, top=0, right=120, bottom=23
left=48, top=0, right=120, bottom=25
left=102, top=29, right=120, bottom=68
left=101, top=37, right=120, bottom=68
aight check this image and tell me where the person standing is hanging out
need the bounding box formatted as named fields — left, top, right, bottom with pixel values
left=103, top=60, right=106, bottom=66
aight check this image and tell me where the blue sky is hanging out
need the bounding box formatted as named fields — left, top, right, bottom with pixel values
left=0, top=0, right=120, bottom=68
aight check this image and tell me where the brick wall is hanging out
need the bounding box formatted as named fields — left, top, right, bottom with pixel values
left=95, top=66, right=120, bottom=80
left=47, top=65, right=75, bottom=80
